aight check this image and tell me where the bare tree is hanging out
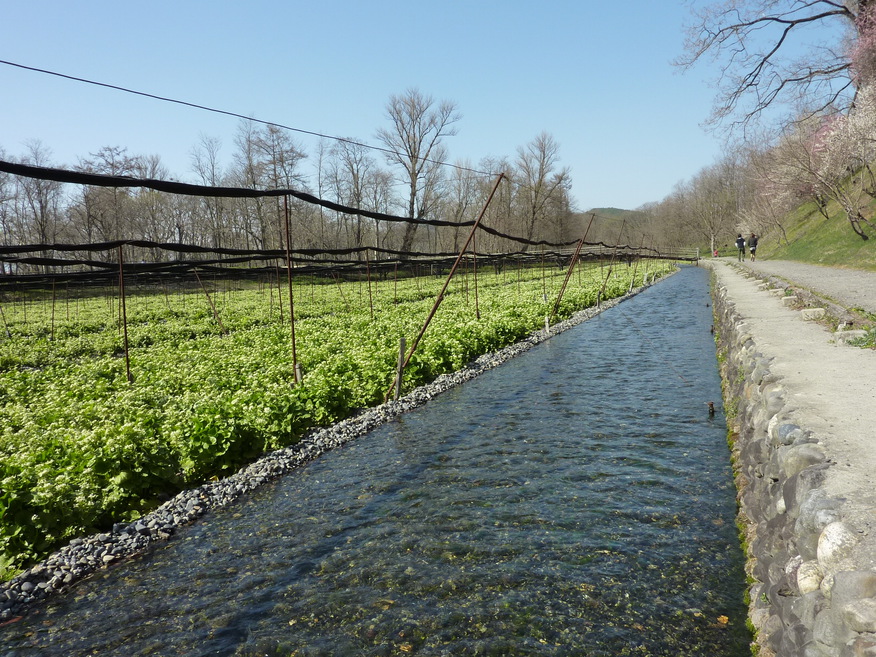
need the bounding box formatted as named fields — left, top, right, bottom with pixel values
left=513, top=132, right=572, bottom=248
left=681, top=155, right=743, bottom=254
left=739, top=141, right=797, bottom=244
left=327, top=139, right=378, bottom=252
left=0, top=147, right=15, bottom=272
left=376, top=88, right=460, bottom=253
left=191, top=134, right=230, bottom=249
left=440, top=160, right=480, bottom=252
left=131, top=154, right=173, bottom=258
left=677, top=0, right=871, bottom=128
left=477, top=156, right=514, bottom=253
left=76, top=146, right=137, bottom=244
left=19, top=142, right=64, bottom=243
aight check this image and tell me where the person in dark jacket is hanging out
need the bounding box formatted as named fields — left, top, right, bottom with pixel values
left=735, top=234, right=746, bottom=261
left=749, top=234, right=759, bottom=261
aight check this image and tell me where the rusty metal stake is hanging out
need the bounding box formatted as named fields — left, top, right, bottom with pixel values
left=283, top=195, right=300, bottom=383
left=118, top=246, right=133, bottom=383
left=386, top=173, right=505, bottom=401
left=365, top=248, right=374, bottom=321
left=629, top=236, right=646, bottom=292
left=194, top=268, right=226, bottom=334
left=598, top=217, right=627, bottom=304
left=550, top=214, right=594, bottom=323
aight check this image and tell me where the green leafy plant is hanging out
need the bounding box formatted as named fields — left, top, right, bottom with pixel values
left=0, top=261, right=674, bottom=575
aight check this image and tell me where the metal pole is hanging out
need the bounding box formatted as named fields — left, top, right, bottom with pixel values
left=629, top=236, right=645, bottom=292
left=550, top=214, right=594, bottom=323
left=283, top=195, right=300, bottom=383
left=50, top=278, right=56, bottom=341
left=598, top=217, right=627, bottom=304
left=394, top=337, right=406, bottom=400
left=194, top=268, right=226, bottom=333
left=386, top=173, right=505, bottom=401
left=365, top=248, right=374, bottom=321
left=118, top=245, right=133, bottom=383
left=473, top=228, right=480, bottom=321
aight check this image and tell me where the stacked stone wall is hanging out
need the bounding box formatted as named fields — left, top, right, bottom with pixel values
left=712, top=277, right=876, bottom=657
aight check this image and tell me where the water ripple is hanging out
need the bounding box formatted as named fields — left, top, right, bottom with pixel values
left=1, top=267, right=749, bottom=656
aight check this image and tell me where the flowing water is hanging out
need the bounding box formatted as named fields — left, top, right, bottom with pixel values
left=1, top=266, right=750, bottom=656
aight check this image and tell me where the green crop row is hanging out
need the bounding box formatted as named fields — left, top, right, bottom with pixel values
left=0, top=260, right=672, bottom=577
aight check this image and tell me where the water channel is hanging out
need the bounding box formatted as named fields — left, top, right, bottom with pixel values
left=1, top=266, right=750, bottom=656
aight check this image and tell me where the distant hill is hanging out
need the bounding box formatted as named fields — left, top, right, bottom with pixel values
left=574, top=208, right=646, bottom=245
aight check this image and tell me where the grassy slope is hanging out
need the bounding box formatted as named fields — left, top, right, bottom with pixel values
left=758, top=198, right=876, bottom=271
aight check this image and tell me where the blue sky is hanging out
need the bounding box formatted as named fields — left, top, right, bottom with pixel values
left=1, top=1, right=722, bottom=211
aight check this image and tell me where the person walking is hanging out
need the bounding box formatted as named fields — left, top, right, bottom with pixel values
left=749, top=234, right=759, bottom=261
left=735, top=234, right=746, bottom=261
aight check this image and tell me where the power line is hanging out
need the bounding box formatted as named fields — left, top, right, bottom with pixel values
left=0, top=58, right=492, bottom=177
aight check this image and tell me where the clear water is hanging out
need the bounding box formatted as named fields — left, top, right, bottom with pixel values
left=1, top=266, right=750, bottom=656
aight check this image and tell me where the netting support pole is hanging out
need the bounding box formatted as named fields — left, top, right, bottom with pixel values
left=473, top=228, right=480, bottom=321
left=629, top=236, right=645, bottom=293
left=118, top=245, right=133, bottom=383
left=549, top=214, right=594, bottom=324
left=598, top=217, right=626, bottom=307
left=283, top=195, right=300, bottom=384
left=386, top=172, right=504, bottom=402
left=50, top=278, right=56, bottom=341
left=365, top=248, right=374, bottom=321
left=394, top=337, right=406, bottom=400
left=0, top=303, right=10, bottom=339
left=193, top=268, right=226, bottom=334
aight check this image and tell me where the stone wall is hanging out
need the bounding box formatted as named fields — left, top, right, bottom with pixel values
left=712, top=276, right=876, bottom=657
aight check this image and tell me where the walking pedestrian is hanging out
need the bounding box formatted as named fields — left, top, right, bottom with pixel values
left=749, top=234, right=759, bottom=261
left=735, top=234, right=746, bottom=261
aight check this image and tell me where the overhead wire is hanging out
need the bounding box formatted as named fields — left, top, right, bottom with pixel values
left=0, top=58, right=491, bottom=178
left=0, top=58, right=601, bottom=202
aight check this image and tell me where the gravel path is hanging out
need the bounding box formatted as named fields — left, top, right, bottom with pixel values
left=731, top=259, right=876, bottom=315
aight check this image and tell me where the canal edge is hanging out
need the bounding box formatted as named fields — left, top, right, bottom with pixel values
left=709, top=262, right=876, bottom=657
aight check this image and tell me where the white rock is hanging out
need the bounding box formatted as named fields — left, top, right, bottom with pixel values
left=797, top=560, right=824, bottom=595
left=818, top=522, right=861, bottom=572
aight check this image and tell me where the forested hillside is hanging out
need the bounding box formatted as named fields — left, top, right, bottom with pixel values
left=640, top=0, right=876, bottom=264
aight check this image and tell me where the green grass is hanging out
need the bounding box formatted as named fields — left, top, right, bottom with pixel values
left=757, top=197, right=876, bottom=270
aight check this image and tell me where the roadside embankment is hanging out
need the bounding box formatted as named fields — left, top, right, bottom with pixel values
left=707, top=260, right=876, bottom=656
